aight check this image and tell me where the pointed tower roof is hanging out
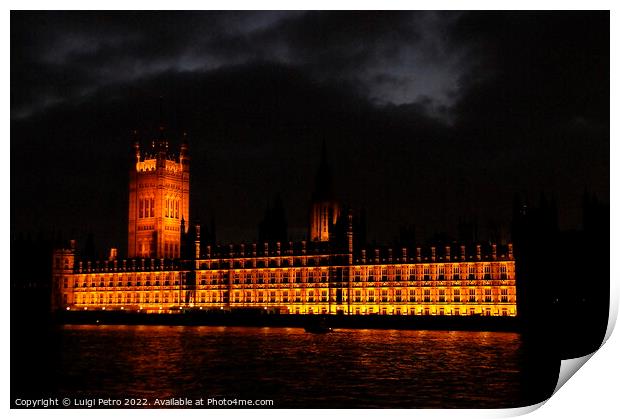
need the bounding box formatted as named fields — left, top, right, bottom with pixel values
left=152, top=96, right=170, bottom=156
left=312, top=140, right=335, bottom=201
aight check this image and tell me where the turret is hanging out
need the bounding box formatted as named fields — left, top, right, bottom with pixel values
left=153, top=126, right=169, bottom=168
left=347, top=209, right=354, bottom=264
left=127, top=121, right=191, bottom=258
left=51, top=241, right=77, bottom=312
left=180, top=132, right=190, bottom=172
left=132, top=130, right=140, bottom=163
left=309, top=140, right=340, bottom=242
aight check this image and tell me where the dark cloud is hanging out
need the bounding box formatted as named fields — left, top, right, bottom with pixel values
left=10, top=11, right=609, bottom=252
left=446, top=12, right=609, bottom=221
left=12, top=11, right=465, bottom=118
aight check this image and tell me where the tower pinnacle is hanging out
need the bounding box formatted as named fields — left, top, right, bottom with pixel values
left=312, top=139, right=335, bottom=202
left=309, top=140, right=340, bottom=242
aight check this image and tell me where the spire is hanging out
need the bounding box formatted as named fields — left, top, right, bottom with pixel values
left=131, top=129, right=140, bottom=162
left=153, top=96, right=169, bottom=156
left=158, top=95, right=165, bottom=135
left=312, top=139, right=334, bottom=201
left=180, top=131, right=190, bottom=170
left=180, top=131, right=189, bottom=154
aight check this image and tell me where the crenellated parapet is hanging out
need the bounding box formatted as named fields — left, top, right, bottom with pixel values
left=354, top=243, right=514, bottom=265
left=73, top=257, right=191, bottom=274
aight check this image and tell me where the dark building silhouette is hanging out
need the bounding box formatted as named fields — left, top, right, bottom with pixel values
left=258, top=194, right=288, bottom=243
left=309, top=141, right=340, bottom=242
left=512, top=191, right=609, bottom=359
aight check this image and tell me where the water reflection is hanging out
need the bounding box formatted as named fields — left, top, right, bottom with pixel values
left=53, top=325, right=529, bottom=408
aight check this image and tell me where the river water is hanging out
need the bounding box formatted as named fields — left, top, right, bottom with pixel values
left=11, top=324, right=557, bottom=408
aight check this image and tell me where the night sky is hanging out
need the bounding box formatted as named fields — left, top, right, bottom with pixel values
left=10, top=11, right=609, bottom=254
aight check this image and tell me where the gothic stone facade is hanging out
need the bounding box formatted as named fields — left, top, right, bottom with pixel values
left=127, top=134, right=190, bottom=259
left=52, top=134, right=517, bottom=317
left=53, top=243, right=516, bottom=316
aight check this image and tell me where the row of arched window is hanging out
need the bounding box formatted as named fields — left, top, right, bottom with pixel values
left=138, top=197, right=155, bottom=218
left=137, top=196, right=181, bottom=219
left=165, top=197, right=180, bottom=219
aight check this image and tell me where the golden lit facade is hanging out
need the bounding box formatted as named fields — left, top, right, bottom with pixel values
left=52, top=135, right=516, bottom=317
left=53, top=243, right=516, bottom=317
left=127, top=135, right=190, bottom=259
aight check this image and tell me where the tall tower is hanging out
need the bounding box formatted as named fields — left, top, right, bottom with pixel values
left=127, top=128, right=190, bottom=258
left=309, top=141, right=340, bottom=242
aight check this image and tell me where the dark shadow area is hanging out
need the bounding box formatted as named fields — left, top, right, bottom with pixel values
left=10, top=233, right=60, bottom=403
left=511, top=191, right=609, bottom=404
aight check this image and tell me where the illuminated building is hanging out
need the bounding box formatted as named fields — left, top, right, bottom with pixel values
left=52, top=130, right=517, bottom=317
left=128, top=129, right=190, bottom=259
